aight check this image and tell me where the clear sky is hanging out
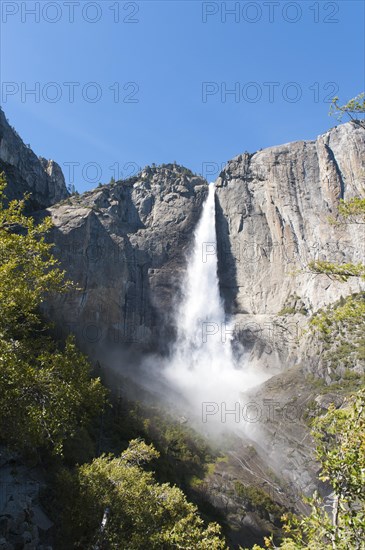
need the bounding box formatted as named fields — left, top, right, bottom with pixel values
left=0, top=0, right=364, bottom=192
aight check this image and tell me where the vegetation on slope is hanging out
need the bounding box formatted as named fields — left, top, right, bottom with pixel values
left=248, top=388, right=365, bottom=550
left=54, top=439, right=226, bottom=549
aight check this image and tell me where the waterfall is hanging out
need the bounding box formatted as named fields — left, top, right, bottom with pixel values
left=163, top=183, right=266, bottom=426
left=174, top=182, right=229, bottom=356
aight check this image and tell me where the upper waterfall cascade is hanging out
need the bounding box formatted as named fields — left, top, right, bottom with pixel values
left=164, top=183, right=267, bottom=420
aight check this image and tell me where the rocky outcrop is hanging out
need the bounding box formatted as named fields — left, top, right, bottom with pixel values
left=44, top=166, right=208, bottom=357
left=1, top=111, right=362, bottom=369
left=0, top=448, right=53, bottom=550
left=215, top=121, right=365, bottom=371
left=0, top=108, right=68, bottom=210
left=216, top=121, right=364, bottom=317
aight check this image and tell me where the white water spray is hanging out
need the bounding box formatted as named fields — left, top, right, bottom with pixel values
left=163, top=183, right=267, bottom=425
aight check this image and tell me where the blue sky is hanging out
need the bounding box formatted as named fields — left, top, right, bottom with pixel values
left=1, top=0, right=364, bottom=192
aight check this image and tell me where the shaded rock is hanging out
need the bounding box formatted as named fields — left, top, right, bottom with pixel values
left=216, top=121, right=365, bottom=372
left=216, top=121, right=364, bottom=317
left=0, top=448, right=53, bottom=550
left=314, top=393, right=344, bottom=410
left=0, top=108, right=68, bottom=210
left=43, top=166, right=208, bottom=358
left=31, top=508, right=52, bottom=533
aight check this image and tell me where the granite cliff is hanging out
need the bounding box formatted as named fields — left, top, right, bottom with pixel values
left=210, top=120, right=365, bottom=510
left=0, top=108, right=69, bottom=210
left=215, top=121, right=365, bottom=373
left=216, top=121, right=364, bottom=315
left=45, top=166, right=208, bottom=358
left=41, top=122, right=364, bottom=510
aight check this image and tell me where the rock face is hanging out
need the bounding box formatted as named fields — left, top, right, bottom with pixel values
left=41, top=124, right=364, bottom=509
left=0, top=447, right=53, bottom=550
left=44, top=166, right=208, bottom=357
left=215, top=121, right=365, bottom=317
left=0, top=108, right=68, bottom=210
left=215, top=121, right=365, bottom=372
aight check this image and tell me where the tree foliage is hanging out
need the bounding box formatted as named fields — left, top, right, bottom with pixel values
left=0, top=173, right=106, bottom=455
left=337, top=197, right=365, bottom=222
left=308, top=260, right=365, bottom=282
left=0, top=334, right=105, bottom=455
left=55, top=439, right=227, bottom=549
left=310, top=292, right=365, bottom=337
left=0, top=180, right=68, bottom=338
left=329, top=93, right=365, bottom=122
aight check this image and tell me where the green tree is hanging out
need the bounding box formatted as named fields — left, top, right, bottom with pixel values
left=329, top=93, right=365, bottom=122
left=56, top=439, right=227, bottom=549
left=0, top=173, right=105, bottom=455
left=0, top=335, right=105, bottom=455
left=310, top=292, right=365, bottom=338
left=0, top=180, right=67, bottom=338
